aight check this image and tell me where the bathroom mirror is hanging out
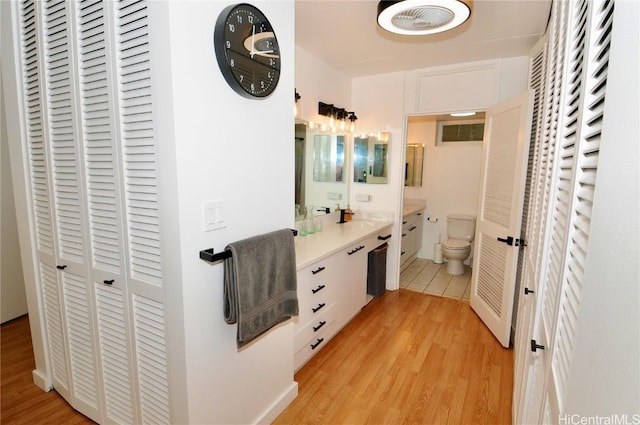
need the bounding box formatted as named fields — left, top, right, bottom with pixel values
left=313, top=134, right=345, bottom=183
left=294, top=121, right=349, bottom=215
left=353, top=132, right=389, bottom=184
left=405, top=144, right=424, bottom=187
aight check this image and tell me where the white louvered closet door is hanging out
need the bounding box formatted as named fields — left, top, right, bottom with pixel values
left=513, top=36, right=548, bottom=424
left=515, top=1, right=570, bottom=422
left=17, top=0, right=73, bottom=401
left=41, top=0, right=102, bottom=419
left=14, top=0, right=170, bottom=424
left=514, top=0, right=614, bottom=422
left=542, top=0, right=613, bottom=418
left=74, top=1, right=138, bottom=423
left=113, top=2, right=170, bottom=423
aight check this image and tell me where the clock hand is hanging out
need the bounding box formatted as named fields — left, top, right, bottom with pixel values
left=250, top=25, right=256, bottom=58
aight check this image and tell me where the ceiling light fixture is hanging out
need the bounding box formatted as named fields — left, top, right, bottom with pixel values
left=450, top=111, right=476, bottom=117
left=377, top=0, right=472, bottom=35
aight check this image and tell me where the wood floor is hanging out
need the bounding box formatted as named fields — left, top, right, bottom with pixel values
left=0, top=315, right=94, bottom=425
left=274, top=290, right=513, bottom=425
left=1, top=290, right=513, bottom=425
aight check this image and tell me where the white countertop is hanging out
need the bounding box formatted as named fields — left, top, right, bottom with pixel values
left=403, top=203, right=426, bottom=217
left=294, top=218, right=393, bottom=270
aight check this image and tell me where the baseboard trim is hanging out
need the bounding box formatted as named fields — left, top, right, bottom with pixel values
left=32, top=368, right=52, bottom=392
left=255, top=381, right=298, bottom=424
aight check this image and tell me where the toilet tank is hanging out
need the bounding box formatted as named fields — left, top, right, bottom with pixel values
left=447, top=214, right=476, bottom=241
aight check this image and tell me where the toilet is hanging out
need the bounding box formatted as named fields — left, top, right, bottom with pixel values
left=442, top=214, right=476, bottom=275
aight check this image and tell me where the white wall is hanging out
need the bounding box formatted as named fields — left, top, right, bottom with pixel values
left=152, top=2, right=297, bottom=423
left=351, top=71, right=406, bottom=288
left=565, top=0, right=640, bottom=417
left=295, top=47, right=352, bottom=210
left=295, top=46, right=351, bottom=125
left=404, top=116, right=482, bottom=260
left=1, top=74, right=28, bottom=323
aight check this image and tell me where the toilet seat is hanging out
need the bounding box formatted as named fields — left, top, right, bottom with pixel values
left=443, top=239, right=470, bottom=250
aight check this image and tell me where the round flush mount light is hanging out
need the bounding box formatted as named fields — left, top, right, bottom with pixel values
left=377, top=0, right=473, bottom=35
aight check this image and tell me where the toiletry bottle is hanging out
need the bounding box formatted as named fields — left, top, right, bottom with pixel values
left=345, top=205, right=353, bottom=221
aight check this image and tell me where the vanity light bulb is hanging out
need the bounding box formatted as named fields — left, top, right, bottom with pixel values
left=350, top=122, right=355, bottom=132
left=329, top=116, right=334, bottom=127
left=320, top=123, right=327, bottom=132
left=293, top=103, right=298, bottom=117
left=340, top=120, right=346, bottom=131
left=309, top=121, right=316, bottom=129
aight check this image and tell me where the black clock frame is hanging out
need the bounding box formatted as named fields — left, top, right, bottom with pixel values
left=214, top=3, right=281, bottom=99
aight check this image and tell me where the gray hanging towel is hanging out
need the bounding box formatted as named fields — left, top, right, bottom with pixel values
left=224, top=229, right=299, bottom=348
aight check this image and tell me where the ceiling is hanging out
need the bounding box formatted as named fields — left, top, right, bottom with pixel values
left=295, top=0, right=552, bottom=77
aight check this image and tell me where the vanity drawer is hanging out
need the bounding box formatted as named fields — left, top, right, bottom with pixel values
left=294, top=302, right=337, bottom=352
left=294, top=318, right=336, bottom=371
left=297, top=260, right=334, bottom=287
left=297, top=282, right=332, bottom=317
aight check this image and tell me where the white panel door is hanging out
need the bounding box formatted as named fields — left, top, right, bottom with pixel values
left=470, top=90, right=534, bottom=348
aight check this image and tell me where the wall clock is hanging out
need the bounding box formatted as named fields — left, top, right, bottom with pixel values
left=214, top=3, right=281, bottom=99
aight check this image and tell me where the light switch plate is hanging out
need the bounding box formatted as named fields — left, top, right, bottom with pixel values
left=203, top=200, right=225, bottom=231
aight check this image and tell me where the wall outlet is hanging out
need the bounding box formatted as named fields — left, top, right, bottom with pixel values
left=356, top=194, right=371, bottom=202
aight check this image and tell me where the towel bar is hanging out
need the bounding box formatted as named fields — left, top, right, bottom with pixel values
left=199, top=228, right=298, bottom=263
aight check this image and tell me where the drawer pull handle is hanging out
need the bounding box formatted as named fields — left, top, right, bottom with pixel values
left=409, top=226, right=417, bottom=231
left=378, top=234, right=392, bottom=240
left=312, top=303, right=326, bottom=313
left=311, top=338, right=324, bottom=350
left=347, top=245, right=365, bottom=255
left=312, top=284, right=326, bottom=294
left=313, top=321, right=326, bottom=332
left=103, top=279, right=114, bottom=285
left=402, top=233, right=407, bottom=237
left=56, top=265, right=67, bottom=270
left=401, top=251, right=406, bottom=256
left=311, top=266, right=325, bottom=275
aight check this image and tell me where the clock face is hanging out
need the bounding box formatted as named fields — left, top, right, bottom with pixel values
left=214, top=3, right=281, bottom=99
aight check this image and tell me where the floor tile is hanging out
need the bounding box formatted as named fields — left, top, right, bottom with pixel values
left=401, top=259, right=473, bottom=301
